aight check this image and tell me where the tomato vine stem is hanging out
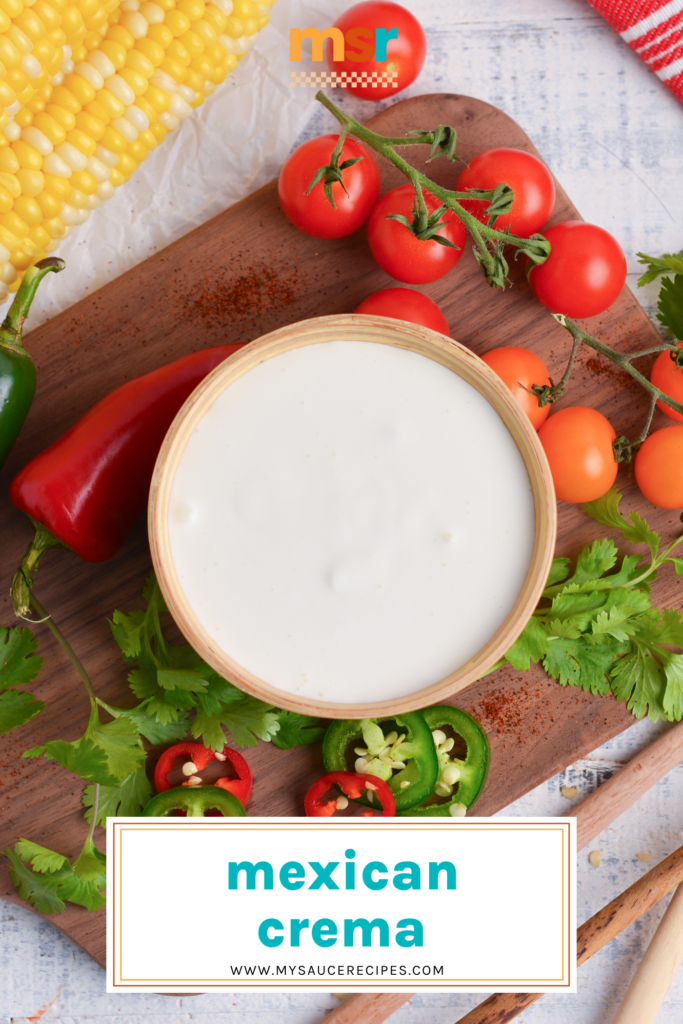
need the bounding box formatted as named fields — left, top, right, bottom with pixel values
left=314, top=91, right=550, bottom=288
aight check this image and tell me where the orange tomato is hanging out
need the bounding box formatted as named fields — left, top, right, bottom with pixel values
left=650, top=348, right=683, bottom=423
left=635, top=425, right=683, bottom=509
left=538, top=406, right=618, bottom=503
left=480, top=346, right=551, bottom=430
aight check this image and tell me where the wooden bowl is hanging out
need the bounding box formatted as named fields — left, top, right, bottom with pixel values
left=149, top=314, right=556, bottom=719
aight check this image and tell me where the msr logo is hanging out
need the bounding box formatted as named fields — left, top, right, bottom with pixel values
left=290, top=26, right=398, bottom=63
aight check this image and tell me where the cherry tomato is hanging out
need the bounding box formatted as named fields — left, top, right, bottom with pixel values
left=480, top=346, right=552, bottom=430
left=457, top=148, right=555, bottom=238
left=278, top=134, right=380, bottom=239
left=635, top=426, right=683, bottom=509
left=327, top=1, right=426, bottom=100
left=367, top=184, right=467, bottom=285
left=355, top=287, right=449, bottom=334
left=650, top=348, right=683, bottom=423
left=538, top=406, right=618, bottom=503
left=528, top=221, right=627, bottom=319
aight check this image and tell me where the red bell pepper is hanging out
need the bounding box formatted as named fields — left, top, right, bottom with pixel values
left=10, top=344, right=242, bottom=615
left=304, top=771, right=396, bottom=817
left=154, top=741, right=252, bottom=806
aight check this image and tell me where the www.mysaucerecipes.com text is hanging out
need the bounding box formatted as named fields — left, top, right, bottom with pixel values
left=229, top=965, right=445, bottom=977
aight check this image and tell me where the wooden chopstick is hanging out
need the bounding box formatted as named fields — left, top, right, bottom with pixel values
left=322, top=720, right=683, bottom=1024
left=453, top=843, right=683, bottom=1023
left=610, top=882, right=683, bottom=1024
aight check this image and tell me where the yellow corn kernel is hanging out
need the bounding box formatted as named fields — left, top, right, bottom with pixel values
left=0, top=80, right=16, bottom=106
left=143, top=83, right=170, bottom=113
left=119, top=65, right=147, bottom=94
left=14, top=195, right=43, bottom=226
left=7, top=26, right=33, bottom=56
left=0, top=149, right=19, bottom=174
left=0, top=35, right=21, bottom=68
left=62, top=6, right=84, bottom=35
left=100, top=38, right=126, bottom=68
left=192, top=18, right=216, bottom=44
left=94, top=87, right=125, bottom=118
left=0, top=225, right=20, bottom=252
left=2, top=211, right=29, bottom=238
left=180, top=30, right=204, bottom=58
left=132, top=93, right=156, bottom=122
left=84, top=7, right=108, bottom=31
left=12, top=140, right=43, bottom=170
left=166, top=9, right=191, bottom=36
left=29, top=224, right=51, bottom=248
left=11, top=248, right=39, bottom=270
left=184, top=66, right=203, bottom=90
left=66, top=126, right=96, bottom=156
left=136, top=36, right=164, bottom=65
left=150, top=119, right=166, bottom=142
left=205, top=40, right=225, bottom=65
left=27, top=95, right=47, bottom=115
left=190, top=53, right=211, bottom=77
left=116, top=150, right=136, bottom=176
left=205, top=5, right=227, bottom=32
left=32, top=39, right=58, bottom=69
left=75, top=109, right=105, bottom=138
left=108, top=164, right=124, bottom=186
left=160, top=55, right=186, bottom=81
left=127, top=137, right=147, bottom=162
left=84, top=29, right=104, bottom=50
left=148, top=23, right=172, bottom=47
left=63, top=72, right=96, bottom=105
left=16, top=10, right=48, bottom=42
left=206, top=60, right=226, bottom=85
left=34, top=0, right=62, bottom=31
left=43, top=171, right=71, bottom=197
left=34, top=111, right=67, bottom=144
left=51, top=84, right=82, bottom=113
left=14, top=107, right=33, bottom=129
left=84, top=98, right=113, bottom=123
left=108, top=24, right=135, bottom=49
left=79, top=0, right=100, bottom=20
left=36, top=188, right=61, bottom=216
left=69, top=167, right=97, bottom=192
left=0, top=0, right=22, bottom=19
left=0, top=185, right=12, bottom=213
left=43, top=216, right=66, bottom=238
left=16, top=84, right=36, bottom=107
left=5, top=67, right=29, bottom=94
left=0, top=10, right=11, bottom=33
left=167, top=38, right=191, bottom=64
left=178, top=0, right=205, bottom=19
left=16, top=168, right=44, bottom=195
left=137, top=125, right=157, bottom=149
left=126, top=48, right=154, bottom=77
left=0, top=171, right=20, bottom=197
left=46, top=104, right=77, bottom=132
left=154, top=0, right=175, bottom=10
left=189, top=88, right=204, bottom=107
left=66, top=186, right=87, bottom=207
left=100, top=123, right=126, bottom=152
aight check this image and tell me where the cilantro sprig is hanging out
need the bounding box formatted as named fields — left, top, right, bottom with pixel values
left=504, top=488, right=683, bottom=721
left=0, top=626, right=45, bottom=735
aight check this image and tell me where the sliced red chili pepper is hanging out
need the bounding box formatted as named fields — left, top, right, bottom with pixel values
left=10, top=343, right=244, bottom=616
left=154, top=742, right=252, bottom=806
left=304, top=771, right=396, bottom=818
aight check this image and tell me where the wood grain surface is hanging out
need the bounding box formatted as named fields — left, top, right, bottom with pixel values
left=0, top=93, right=671, bottom=971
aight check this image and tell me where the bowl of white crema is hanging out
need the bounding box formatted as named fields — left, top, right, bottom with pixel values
left=149, top=315, right=556, bottom=719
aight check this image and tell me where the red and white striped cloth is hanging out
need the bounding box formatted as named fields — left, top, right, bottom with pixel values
left=588, top=0, right=683, bottom=102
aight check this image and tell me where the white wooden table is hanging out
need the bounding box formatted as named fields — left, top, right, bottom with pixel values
left=2, top=0, right=683, bottom=1021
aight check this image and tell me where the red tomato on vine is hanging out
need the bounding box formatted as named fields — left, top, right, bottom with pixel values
left=278, top=134, right=380, bottom=239
left=650, top=347, right=683, bottom=423
left=367, top=184, right=467, bottom=284
left=528, top=221, right=627, bottom=319
left=635, top=426, right=683, bottom=509
left=327, top=1, right=426, bottom=100
left=480, top=346, right=552, bottom=430
left=538, top=406, right=618, bottom=503
left=355, top=288, right=449, bottom=334
left=457, top=148, right=555, bottom=238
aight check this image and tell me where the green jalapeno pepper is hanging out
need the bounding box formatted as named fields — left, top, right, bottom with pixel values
left=322, top=711, right=438, bottom=812
left=142, top=785, right=246, bottom=817
left=0, top=258, right=65, bottom=470
left=401, top=705, right=490, bottom=817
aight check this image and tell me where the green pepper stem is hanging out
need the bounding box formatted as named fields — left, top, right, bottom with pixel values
left=29, top=593, right=97, bottom=706
left=12, top=518, right=67, bottom=620
left=0, top=257, right=65, bottom=350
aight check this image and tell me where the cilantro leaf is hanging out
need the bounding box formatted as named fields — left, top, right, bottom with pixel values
left=0, top=689, right=45, bottom=734
left=591, top=606, right=640, bottom=644
left=544, top=636, right=621, bottom=695
left=0, top=626, right=42, bottom=690
left=5, top=842, right=106, bottom=914
left=73, top=837, right=107, bottom=882
left=83, top=769, right=153, bottom=825
left=658, top=275, right=683, bottom=340
left=44, top=737, right=118, bottom=786
left=272, top=711, right=326, bottom=750
left=637, top=250, right=683, bottom=287
left=86, top=715, right=146, bottom=779
left=192, top=698, right=280, bottom=750
left=98, top=701, right=191, bottom=745
left=583, top=488, right=660, bottom=559
left=505, top=616, right=548, bottom=670
left=109, top=609, right=146, bottom=659
left=156, top=668, right=209, bottom=692
left=546, top=558, right=571, bottom=588
left=610, top=639, right=668, bottom=721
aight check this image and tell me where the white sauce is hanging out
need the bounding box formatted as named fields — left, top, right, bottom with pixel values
left=168, top=341, right=535, bottom=705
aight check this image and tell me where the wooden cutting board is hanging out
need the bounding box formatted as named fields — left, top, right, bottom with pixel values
left=0, top=93, right=671, bottom=969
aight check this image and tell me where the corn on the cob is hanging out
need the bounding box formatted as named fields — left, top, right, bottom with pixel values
left=0, top=0, right=276, bottom=299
